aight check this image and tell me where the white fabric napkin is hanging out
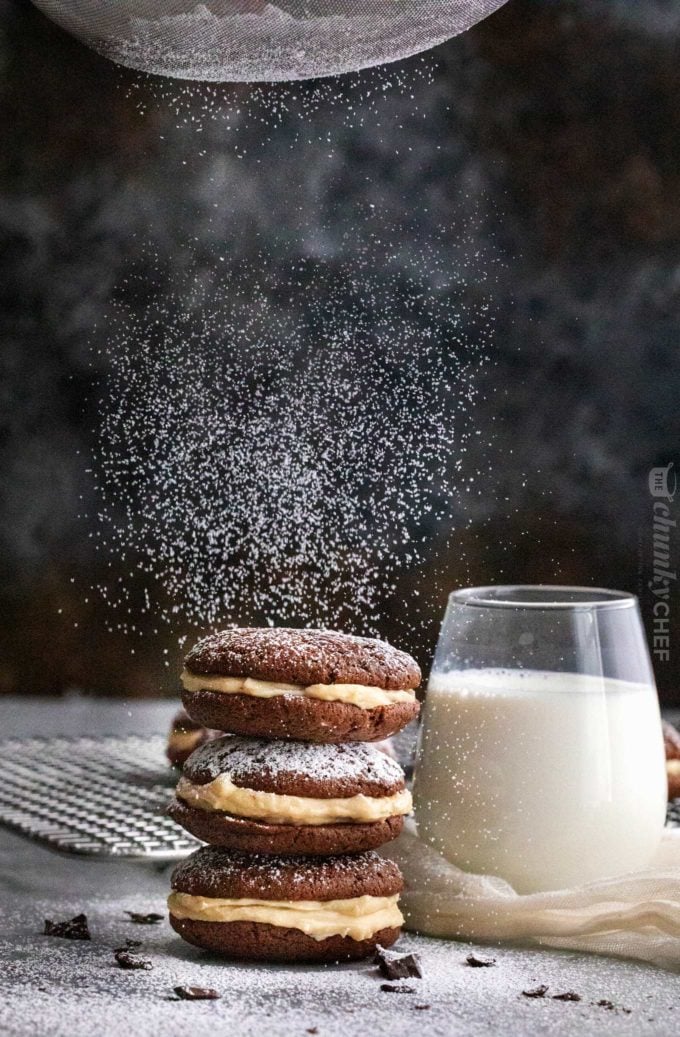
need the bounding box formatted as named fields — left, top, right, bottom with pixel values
left=384, top=821, right=680, bottom=971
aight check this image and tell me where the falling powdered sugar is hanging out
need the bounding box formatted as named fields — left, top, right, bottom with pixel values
left=89, top=246, right=498, bottom=643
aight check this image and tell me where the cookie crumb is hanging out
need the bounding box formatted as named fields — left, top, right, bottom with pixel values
left=114, top=949, right=152, bottom=970
left=174, top=986, right=220, bottom=1000
left=374, top=946, right=422, bottom=980
left=465, top=954, right=496, bottom=968
left=522, top=985, right=549, bottom=998
left=125, top=911, right=164, bottom=925
left=43, top=914, right=91, bottom=941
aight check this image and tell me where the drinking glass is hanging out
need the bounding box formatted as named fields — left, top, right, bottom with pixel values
left=412, top=585, right=667, bottom=893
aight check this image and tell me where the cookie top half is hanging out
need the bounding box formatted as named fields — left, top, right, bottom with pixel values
left=182, top=735, right=406, bottom=798
left=171, top=845, right=403, bottom=901
left=184, top=628, right=420, bottom=691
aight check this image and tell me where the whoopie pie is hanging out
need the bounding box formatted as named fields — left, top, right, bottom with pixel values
left=166, top=708, right=220, bottom=768
left=180, top=628, right=420, bottom=743
left=168, top=846, right=404, bottom=962
left=168, top=735, right=411, bottom=855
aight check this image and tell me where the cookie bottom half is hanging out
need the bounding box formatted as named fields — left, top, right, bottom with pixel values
left=168, top=797, right=404, bottom=855
left=169, top=915, right=401, bottom=962
left=181, top=688, right=418, bottom=743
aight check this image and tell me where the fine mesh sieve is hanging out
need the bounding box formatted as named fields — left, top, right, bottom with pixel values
left=30, top=0, right=509, bottom=82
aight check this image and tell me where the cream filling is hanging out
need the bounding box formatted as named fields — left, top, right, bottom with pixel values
left=181, top=670, right=415, bottom=710
left=168, top=730, right=204, bottom=753
left=176, top=774, right=412, bottom=825
left=167, top=892, right=402, bottom=941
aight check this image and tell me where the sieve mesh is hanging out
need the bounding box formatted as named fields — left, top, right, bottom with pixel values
left=30, top=0, right=509, bottom=82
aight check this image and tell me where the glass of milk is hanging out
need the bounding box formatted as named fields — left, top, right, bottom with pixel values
left=412, top=585, right=667, bottom=893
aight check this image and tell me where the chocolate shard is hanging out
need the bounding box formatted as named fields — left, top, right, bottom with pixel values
left=125, top=911, right=164, bottom=925
left=465, top=954, right=496, bottom=968
left=522, top=985, right=549, bottom=998
left=114, top=949, right=152, bottom=970
left=174, top=986, right=220, bottom=1001
left=380, top=984, right=416, bottom=993
left=374, top=945, right=423, bottom=980
left=43, top=914, right=91, bottom=941
left=552, top=991, right=581, bottom=1002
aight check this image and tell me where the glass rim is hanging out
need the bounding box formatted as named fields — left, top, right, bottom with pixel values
left=449, top=584, right=638, bottom=611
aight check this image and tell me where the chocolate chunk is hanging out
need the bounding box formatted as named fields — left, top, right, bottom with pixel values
left=374, top=945, right=422, bottom=980
left=380, top=984, right=416, bottom=993
left=174, top=986, right=220, bottom=1001
left=125, top=911, right=164, bottom=925
left=522, top=985, right=549, bottom=998
left=306, top=1029, right=319, bottom=1035
left=414, top=1004, right=431, bottom=1011
left=114, top=949, right=152, bottom=970
left=465, top=954, right=496, bottom=967
left=552, top=992, right=581, bottom=1002
left=595, top=1000, right=631, bottom=1013
left=43, top=914, right=91, bottom=940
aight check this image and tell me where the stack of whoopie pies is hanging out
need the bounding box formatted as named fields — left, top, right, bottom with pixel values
left=167, top=627, right=421, bottom=963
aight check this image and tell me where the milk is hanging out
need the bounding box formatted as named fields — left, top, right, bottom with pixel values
left=412, top=669, right=667, bottom=893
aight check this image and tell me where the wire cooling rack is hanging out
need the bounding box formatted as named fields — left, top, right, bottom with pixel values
left=0, top=735, right=200, bottom=861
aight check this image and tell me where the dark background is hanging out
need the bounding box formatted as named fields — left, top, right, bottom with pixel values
left=1, top=0, right=679, bottom=701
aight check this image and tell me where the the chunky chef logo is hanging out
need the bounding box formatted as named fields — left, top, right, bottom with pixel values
left=648, top=463, right=676, bottom=663
left=649, top=462, right=676, bottom=503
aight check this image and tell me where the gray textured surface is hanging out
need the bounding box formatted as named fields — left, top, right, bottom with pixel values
left=0, top=697, right=678, bottom=1036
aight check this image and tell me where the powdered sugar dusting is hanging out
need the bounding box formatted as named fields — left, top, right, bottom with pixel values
left=185, top=628, right=421, bottom=689
left=184, top=735, right=405, bottom=793
left=171, top=845, right=401, bottom=899
left=2, top=839, right=675, bottom=1035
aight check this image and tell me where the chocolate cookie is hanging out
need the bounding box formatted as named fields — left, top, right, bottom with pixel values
left=181, top=628, right=420, bottom=742
left=168, top=846, right=404, bottom=962
left=166, top=708, right=220, bottom=768
left=168, top=736, right=411, bottom=855
left=185, top=628, right=421, bottom=688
